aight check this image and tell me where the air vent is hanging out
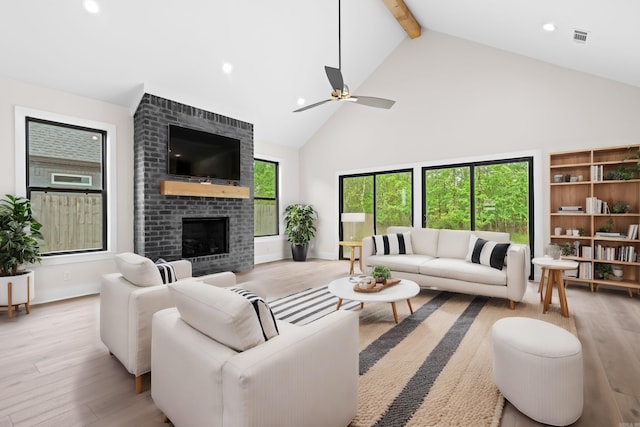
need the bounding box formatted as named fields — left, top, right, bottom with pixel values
left=573, top=29, right=589, bottom=44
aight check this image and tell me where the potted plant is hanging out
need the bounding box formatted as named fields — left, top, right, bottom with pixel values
left=0, top=194, right=43, bottom=316
left=283, top=204, right=316, bottom=262
left=371, top=265, right=391, bottom=283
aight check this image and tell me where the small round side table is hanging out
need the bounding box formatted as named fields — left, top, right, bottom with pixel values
left=532, top=257, right=578, bottom=318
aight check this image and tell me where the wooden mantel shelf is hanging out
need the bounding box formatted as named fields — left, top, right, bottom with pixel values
left=160, top=180, right=250, bottom=199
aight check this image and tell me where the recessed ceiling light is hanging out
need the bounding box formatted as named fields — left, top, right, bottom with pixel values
left=542, top=23, right=556, bottom=32
left=83, top=0, right=100, bottom=14
left=222, top=63, right=233, bottom=74
left=297, top=98, right=305, bottom=106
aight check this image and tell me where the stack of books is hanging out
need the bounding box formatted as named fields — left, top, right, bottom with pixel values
left=591, top=165, right=604, bottom=182
left=626, top=224, right=639, bottom=240
left=585, top=197, right=609, bottom=214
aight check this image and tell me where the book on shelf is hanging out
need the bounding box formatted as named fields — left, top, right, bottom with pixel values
left=626, top=224, right=638, bottom=240
left=578, top=262, right=592, bottom=279
left=595, top=232, right=624, bottom=238
left=585, top=197, right=609, bottom=214
left=558, top=205, right=584, bottom=213
left=590, top=165, right=604, bottom=182
left=581, top=246, right=592, bottom=259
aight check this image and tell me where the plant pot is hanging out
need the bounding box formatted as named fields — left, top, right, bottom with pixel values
left=291, top=243, right=309, bottom=262
left=0, top=270, right=35, bottom=318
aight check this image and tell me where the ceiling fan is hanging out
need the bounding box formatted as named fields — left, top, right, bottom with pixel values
left=293, top=0, right=396, bottom=113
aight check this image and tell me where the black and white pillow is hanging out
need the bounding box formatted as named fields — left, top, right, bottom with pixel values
left=155, top=258, right=177, bottom=284
left=465, top=235, right=510, bottom=270
left=373, top=232, right=413, bottom=255
left=229, top=287, right=279, bottom=340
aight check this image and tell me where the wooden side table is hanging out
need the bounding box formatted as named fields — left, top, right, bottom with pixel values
left=339, top=241, right=362, bottom=275
left=532, top=257, right=578, bottom=318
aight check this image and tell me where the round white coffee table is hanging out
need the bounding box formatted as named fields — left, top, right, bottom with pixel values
left=327, top=277, right=420, bottom=323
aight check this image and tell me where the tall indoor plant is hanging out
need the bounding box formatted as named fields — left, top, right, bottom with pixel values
left=0, top=194, right=43, bottom=316
left=283, top=204, right=317, bottom=262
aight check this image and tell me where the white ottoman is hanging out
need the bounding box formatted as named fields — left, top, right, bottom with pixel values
left=492, top=317, right=583, bottom=426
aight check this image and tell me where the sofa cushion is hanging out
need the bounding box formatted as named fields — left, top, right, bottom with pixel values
left=373, top=232, right=413, bottom=255
left=409, top=228, right=439, bottom=257
left=115, top=252, right=163, bottom=287
left=436, top=229, right=471, bottom=259
left=367, top=254, right=435, bottom=274
left=465, top=234, right=511, bottom=270
left=420, top=258, right=507, bottom=286
left=169, top=281, right=266, bottom=352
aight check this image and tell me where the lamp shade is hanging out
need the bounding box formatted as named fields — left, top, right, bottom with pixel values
left=341, top=212, right=366, bottom=223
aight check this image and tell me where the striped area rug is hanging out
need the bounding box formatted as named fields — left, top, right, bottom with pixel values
left=270, top=285, right=577, bottom=427
left=269, top=285, right=360, bottom=325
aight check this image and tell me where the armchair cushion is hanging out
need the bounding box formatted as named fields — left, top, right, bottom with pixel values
left=115, top=252, right=162, bottom=287
left=169, top=281, right=268, bottom=352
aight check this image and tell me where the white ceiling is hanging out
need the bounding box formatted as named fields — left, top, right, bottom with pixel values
left=1, top=0, right=639, bottom=148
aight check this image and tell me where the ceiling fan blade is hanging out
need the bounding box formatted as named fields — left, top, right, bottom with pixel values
left=324, top=66, right=344, bottom=92
left=293, top=99, right=335, bottom=112
left=353, top=96, right=396, bottom=109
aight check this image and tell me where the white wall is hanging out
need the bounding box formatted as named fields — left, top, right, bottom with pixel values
left=254, top=140, right=300, bottom=263
left=299, top=31, right=640, bottom=261
left=0, top=77, right=134, bottom=303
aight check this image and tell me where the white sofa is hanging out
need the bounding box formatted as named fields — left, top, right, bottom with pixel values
left=361, top=227, right=530, bottom=308
left=100, top=252, right=236, bottom=393
left=151, top=281, right=359, bottom=427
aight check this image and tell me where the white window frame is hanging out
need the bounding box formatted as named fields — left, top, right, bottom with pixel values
left=14, top=106, right=118, bottom=265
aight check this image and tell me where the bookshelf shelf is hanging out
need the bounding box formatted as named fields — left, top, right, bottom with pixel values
left=550, top=145, right=640, bottom=297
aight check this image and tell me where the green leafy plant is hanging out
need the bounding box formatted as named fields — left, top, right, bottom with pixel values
left=598, top=218, right=614, bottom=233
left=595, top=263, right=613, bottom=280
left=0, top=194, right=43, bottom=276
left=612, top=201, right=630, bottom=214
left=559, top=242, right=574, bottom=256
left=283, top=204, right=317, bottom=245
left=371, top=265, right=391, bottom=282
left=604, top=166, right=636, bottom=181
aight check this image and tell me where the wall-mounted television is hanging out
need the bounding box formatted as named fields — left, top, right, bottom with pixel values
left=167, top=124, right=241, bottom=181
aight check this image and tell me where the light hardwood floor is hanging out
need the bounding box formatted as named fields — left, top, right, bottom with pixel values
left=0, top=259, right=638, bottom=426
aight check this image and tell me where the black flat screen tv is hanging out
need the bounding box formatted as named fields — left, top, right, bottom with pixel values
left=167, top=124, right=241, bottom=181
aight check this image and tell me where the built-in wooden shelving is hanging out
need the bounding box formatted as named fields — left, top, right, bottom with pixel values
left=160, top=180, right=250, bottom=199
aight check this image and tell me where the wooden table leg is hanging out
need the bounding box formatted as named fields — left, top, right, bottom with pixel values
left=406, top=298, right=414, bottom=314
left=390, top=301, right=399, bottom=324
left=538, top=267, right=547, bottom=302
left=556, top=271, right=570, bottom=317
left=543, top=270, right=554, bottom=314
left=349, top=248, right=355, bottom=275
left=360, top=302, right=364, bottom=310
left=7, top=282, right=12, bottom=319
left=357, top=246, right=362, bottom=273
left=336, top=298, right=343, bottom=310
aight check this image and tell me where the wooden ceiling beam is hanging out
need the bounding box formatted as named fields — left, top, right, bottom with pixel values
left=382, top=0, right=421, bottom=39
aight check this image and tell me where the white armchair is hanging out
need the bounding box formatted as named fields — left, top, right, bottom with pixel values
left=100, top=252, right=236, bottom=393
left=151, top=282, right=359, bottom=427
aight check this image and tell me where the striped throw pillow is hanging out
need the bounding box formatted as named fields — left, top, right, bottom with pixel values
left=373, top=232, right=413, bottom=255
left=465, top=235, right=510, bottom=270
left=229, top=288, right=279, bottom=340
left=155, top=259, right=177, bottom=284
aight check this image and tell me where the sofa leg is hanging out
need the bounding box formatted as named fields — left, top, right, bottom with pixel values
left=135, top=375, right=143, bottom=394
left=509, top=300, right=516, bottom=310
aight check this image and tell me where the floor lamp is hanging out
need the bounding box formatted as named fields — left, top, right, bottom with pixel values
left=341, top=212, right=366, bottom=241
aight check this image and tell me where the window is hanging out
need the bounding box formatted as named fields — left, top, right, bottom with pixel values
left=26, top=118, right=107, bottom=255
left=254, top=159, right=278, bottom=237
left=423, top=157, right=533, bottom=245
left=339, top=169, right=413, bottom=258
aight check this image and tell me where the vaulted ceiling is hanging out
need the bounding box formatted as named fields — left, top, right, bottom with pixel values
left=1, top=0, right=638, bottom=148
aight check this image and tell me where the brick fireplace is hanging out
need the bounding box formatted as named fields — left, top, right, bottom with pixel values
left=133, top=93, right=254, bottom=275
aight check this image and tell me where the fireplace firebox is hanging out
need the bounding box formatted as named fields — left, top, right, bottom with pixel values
left=182, top=217, right=229, bottom=258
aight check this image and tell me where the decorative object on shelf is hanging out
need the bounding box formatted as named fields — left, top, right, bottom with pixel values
left=595, top=263, right=613, bottom=280
left=371, top=265, right=391, bottom=283
left=559, top=242, right=574, bottom=257
left=612, top=201, right=631, bottom=214
left=553, top=174, right=564, bottom=183
left=554, top=227, right=562, bottom=236
left=283, top=204, right=317, bottom=262
left=578, top=228, right=586, bottom=236
left=340, top=212, right=366, bottom=241
left=598, top=218, right=614, bottom=233
left=612, top=265, right=624, bottom=279
left=0, top=194, right=43, bottom=318
left=604, top=165, right=636, bottom=181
